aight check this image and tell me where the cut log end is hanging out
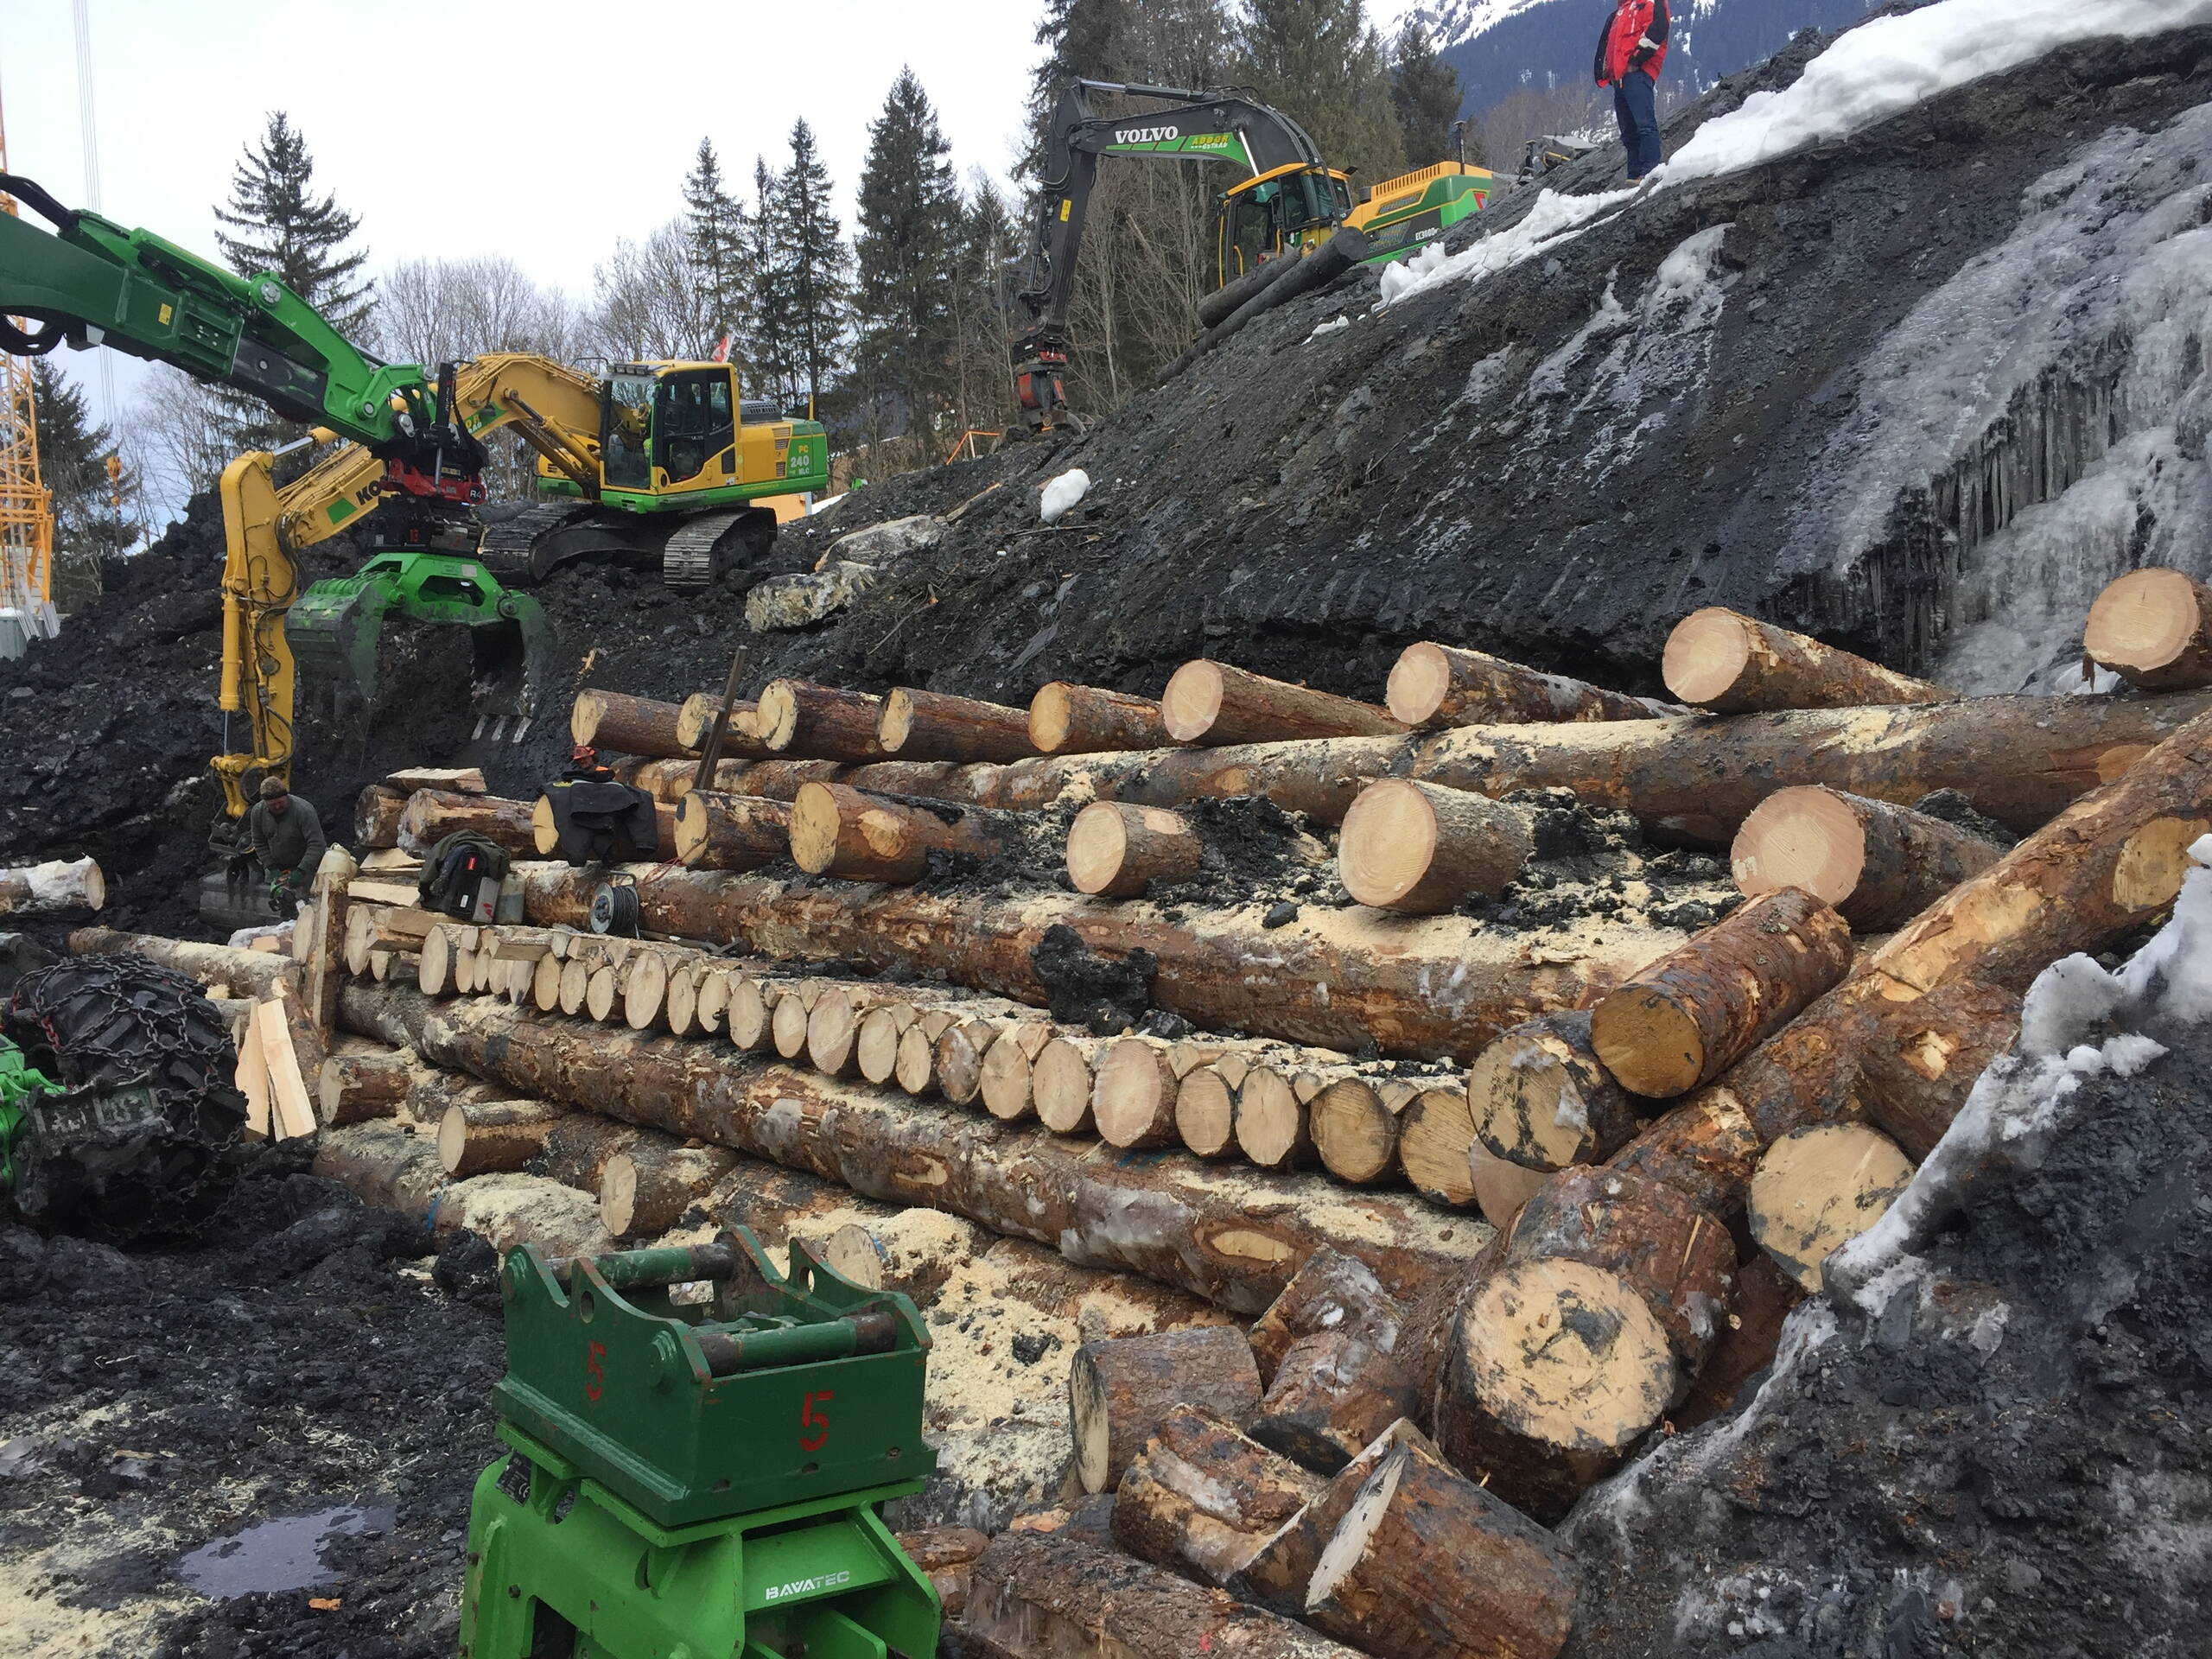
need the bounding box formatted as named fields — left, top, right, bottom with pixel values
left=878, top=687, right=918, bottom=753
left=1731, top=786, right=1866, bottom=909
left=2086, top=567, right=2212, bottom=687
left=1094, top=1039, right=1179, bottom=1147
left=1588, top=988, right=1707, bottom=1101
left=787, top=782, right=842, bottom=874
left=1065, top=799, right=1129, bottom=895
left=1467, top=1014, right=1640, bottom=1173
left=1659, top=607, right=1752, bottom=706
left=1033, top=1039, right=1096, bottom=1135
left=1750, top=1122, right=1916, bottom=1291
left=1382, top=640, right=1454, bottom=728
left=1066, top=801, right=1200, bottom=899
left=753, top=679, right=801, bottom=750
left=1028, top=681, right=1076, bottom=753
left=1338, top=778, right=1531, bottom=912
left=1160, top=660, right=1228, bottom=743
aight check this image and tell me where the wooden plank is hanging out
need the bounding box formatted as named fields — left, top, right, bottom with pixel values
left=235, top=1009, right=272, bottom=1141
left=256, top=998, right=318, bottom=1141
left=359, top=849, right=423, bottom=874
left=385, top=766, right=486, bottom=794
left=347, top=879, right=423, bottom=907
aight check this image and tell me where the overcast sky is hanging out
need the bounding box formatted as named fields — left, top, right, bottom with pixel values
left=3, top=0, right=1050, bottom=447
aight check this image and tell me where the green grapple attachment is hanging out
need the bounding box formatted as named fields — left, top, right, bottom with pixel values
left=461, top=1230, right=941, bottom=1659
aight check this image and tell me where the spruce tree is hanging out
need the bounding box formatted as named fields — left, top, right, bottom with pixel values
left=682, top=138, right=750, bottom=365
left=1391, top=21, right=1467, bottom=167
left=745, top=157, right=799, bottom=409
left=30, top=359, right=132, bottom=607
left=853, top=69, right=963, bottom=454
left=951, top=178, right=1026, bottom=432
left=767, top=120, right=852, bottom=415
left=1240, top=0, right=1405, bottom=187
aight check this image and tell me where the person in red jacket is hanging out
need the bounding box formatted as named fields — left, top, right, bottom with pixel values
left=1593, top=0, right=1670, bottom=182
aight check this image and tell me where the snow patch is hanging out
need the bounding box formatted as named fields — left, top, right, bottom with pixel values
left=1039, top=469, right=1090, bottom=524
left=1306, top=316, right=1351, bottom=341
left=1376, top=187, right=1638, bottom=310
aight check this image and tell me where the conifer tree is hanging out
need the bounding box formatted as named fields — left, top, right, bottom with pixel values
left=766, top=119, right=851, bottom=415
left=852, top=68, right=963, bottom=454
left=1240, top=0, right=1405, bottom=187
left=30, top=359, right=132, bottom=607
left=682, top=138, right=750, bottom=366
left=745, top=157, right=800, bottom=409
left=1390, top=21, right=1468, bottom=167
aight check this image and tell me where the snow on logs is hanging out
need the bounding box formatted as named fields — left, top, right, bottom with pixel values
left=340, top=982, right=1491, bottom=1311
left=1661, top=607, right=1952, bottom=713
left=1161, top=660, right=1408, bottom=747
left=1336, top=779, right=1533, bottom=913
left=1589, top=888, right=1854, bottom=1099
left=569, top=689, right=701, bottom=758
left=0, top=856, right=105, bottom=915
left=1386, top=639, right=1677, bottom=728
left=1730, top=785, right=2006, bottom=930
left=1065, top=802, right=1202, bottom=898
left=518, top=865, right=1678, bottom=1061
left=1028, top=681, right=1169, bottom=754
left=2084, top=567, right=2212, bottom=692
left=875, top=687, right=1036, bottom=762
left=1748, top=1122, right=1915, bottom=1291
left=787, top=782, right=1017, bottom=883
left=673, top=791, right=793, bottom=871
left=397, top=789, right=537, bottom=858
left=754, top=679, right=887, bottom=762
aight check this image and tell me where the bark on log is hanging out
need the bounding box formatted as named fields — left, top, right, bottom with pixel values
left=347, top=986, right=1489, bottom=1312
left=1467, top=1011, right=1643, bottom=1172
left=316, top=1051, right=412, bottom=1128
left=601, top=1142, right=742, bottom=1237
left=1431, top=1258, right=1676, bottom=1522
left=788, top=782, right=1014, bottom=883
left=1028, top=682, right=1169, bottom=754
left=671, top=791, right=791, bottom=873
left=2085, top=567, right=2212, bottom=691
left=877, top=687, right=1036, bottom=763
left=1250, top=1248, right=1406, bottom=1386
left=896, top=1526, right=988, bottom=1620
left=1504, top=1165, right=1735, bottom=1366
left=1851, top=976, right=2022, bottom=1160
left=754, top=679, right=887, bottom=762
left=835, top=692, right=2212, bottom=848
left=1338, top=779, right=1533, bottom=914
left=1674, top=1255, right=1804, bottom=1431
left=355, top=785, right=405, bottom=849
left=1398, top=1086, right=1481, bottom=1207
left=1070, top=1325, right=1262, bottom=1491
left=531, top=1113, right=650, bottom=1193
left=570, top=689, right=700, bottom=758
left=1161, top=660, right=1406, bottom=747
left=1305, top=1435, right=1579, bottom=1659
left=674, top=694, right=777, bottom=758
left=1065, top=802, right=1201, bottom=898
left=965, top=1532, right=1363, bottom=1659
left=1662, top=607, right=1952, bottom=713
left=0, top=857, right=105, bottom=915
left=397, top=790, right=537, bottom=858
left=1225, top=1421, right=1434, bottom=1617
left=1591, top=889, right=1853, bottom=1097
left=1749, top=1122, right=1915, bottom=1291
left=633, top=755, right=841, bottom=804
left=1250, top=1331, right=1421, bottom=1474
left=1731, top=786, right=2006, bottom=931
left=1110, top=1406, right=1325, bottom=1586
left=438, top=1097, right=569, bottom=1178
left=1388, top=640, right=1675, bottom=728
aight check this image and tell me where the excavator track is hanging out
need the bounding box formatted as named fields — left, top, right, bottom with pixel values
left=475, top=502, right=597, bottom=582
left=660, top=512, right=746, bottom=591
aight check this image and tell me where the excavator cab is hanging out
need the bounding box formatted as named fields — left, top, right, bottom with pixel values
left=581, top=363, right=823, bottom=509
left=1215, top=163, right=1356, bottom=284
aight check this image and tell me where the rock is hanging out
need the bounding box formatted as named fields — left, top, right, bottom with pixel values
left=822, top=514, right=944, bottom=568
left=746, top=563, right=882, bottom=632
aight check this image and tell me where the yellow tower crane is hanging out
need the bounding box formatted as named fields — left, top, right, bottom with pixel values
left=0, top=99, right=58, bottom=652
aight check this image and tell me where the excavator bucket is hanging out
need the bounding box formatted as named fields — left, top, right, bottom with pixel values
left=286, top=575, right=394, bottom=702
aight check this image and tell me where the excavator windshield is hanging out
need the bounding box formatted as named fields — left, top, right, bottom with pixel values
left=602, top=371, right=655, bottom=492
left=1217, top=165, right=1355, bottom=281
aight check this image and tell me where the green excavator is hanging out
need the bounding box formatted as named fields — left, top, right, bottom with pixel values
left=0, top=171, right=827, bottom=819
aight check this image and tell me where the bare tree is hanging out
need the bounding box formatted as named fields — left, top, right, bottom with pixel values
left=131, top=368, right=237, bottom=506
left=588, top=222, right=717, bottom=363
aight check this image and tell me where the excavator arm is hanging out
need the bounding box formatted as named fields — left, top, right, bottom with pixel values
left=1014, top=81, right=1341, bottom=431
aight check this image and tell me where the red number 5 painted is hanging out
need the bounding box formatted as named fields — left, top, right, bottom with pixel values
left=585, top=1340, right=607, bottom=1402
left=799, top=1390, right=833, bottom=1452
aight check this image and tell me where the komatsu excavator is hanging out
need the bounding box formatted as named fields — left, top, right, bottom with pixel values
left=0, top=172, right=827, bottom=821
left=1014, top=80, right=1497, bottom=431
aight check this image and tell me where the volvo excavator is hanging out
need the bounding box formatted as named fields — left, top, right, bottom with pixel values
left=0, top=172, right=826, bottom=823
left=1014, top=80, right=1497, bottom=431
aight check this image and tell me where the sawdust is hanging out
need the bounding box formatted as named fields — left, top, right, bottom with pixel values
left=0, top=1548, right=195, bottom=1659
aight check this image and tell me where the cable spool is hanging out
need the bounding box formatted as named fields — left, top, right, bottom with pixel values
left=590, top=877, right=640, bottom=938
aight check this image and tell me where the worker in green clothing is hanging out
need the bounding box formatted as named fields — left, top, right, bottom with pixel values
left=247, top=775, right=327, bottom=916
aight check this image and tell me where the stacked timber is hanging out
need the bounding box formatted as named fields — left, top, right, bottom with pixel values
left=1730, top=786, right=2005, bottom=929
left=1029, top=682, right=1169, bottom=754
left=1661, top=607, right=1952, bottom=712
left=1385, top=640, right=1677, bottom=727
left=570, top=690, right=701, bottom=759
left=674, top=693, right=777, bottom=758
left=876, top=688, right=1035, bottom=762
left=754, top=679, right=888, bottom=762
left=1160, top=661, right=1406, bottom=747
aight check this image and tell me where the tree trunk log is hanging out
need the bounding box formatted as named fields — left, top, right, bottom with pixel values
left=316, top=1051, right=412, bottom=1128
left=1311, top=1074, right=1408, bottom=1185
left=1225, top=1420, right=1433, bottom=1617
left=1674, top=1255, right=1804, bottom=1431
left=2085, top=567, right=2212, bottom=691
left=1731, top=786, right=2006, bottom=931
left=1111, top=1405, right=1325, bottom=1589
left=569, top=689, right=699, bottom=758
left=1250, top=1248, right=1407, bottom=1385
left=531, top=1113, right=649, bottom=1193
left=1305, top=1436, right=1578, bottom=1659
left=1070, top=1324, right=1262, bottom=1491
left=1468, top=1140, right=1552, bottom=1229
left=1398, top=1085, right=1481, bottom=1207
left=355, top=785, right=406, bottom=849
left=1851, top=976, right=2022, bottom=1160
left=965, top=1532, right=1364, bottom=1659
left=632, top=754, right=842, bottom=804
left=1431, top=1258, right=1676, bottom=1522
left=1468, top=1010, right=1643, bottom=1172
left=1251, top=1331, right=1421, bottom=1475
left=601, top=1141, right=741, bottom=1237
left=1094, top=1038, right=1181, bottom=1148
left=1591, top=888, right=1853, bottom=1097
left=805, top=984, right=898, bottom=1079
left=0, top=857, right=105, bottom=915
left=674, top=694, right=776, bottom=758
left=1662, top=607, right=1952, bottom=713
left=341, top=986, right=1504, bottom=1313
left=754, top=679, right=887, bottom=762
left=1749, top=1122, right=1916, bottom=1291
left=1065, top=802, right=1201, bottom=898
left=1174, top=1065, right=1239, bottom=1159
left=1387, top=640, right=1675, bottom=728
left=1028, top=682, right=1168, bottom=754
left=397, top=790, right=537, bottom=858
left=788, top=782, right=1014, bottom=883
left=1338, top=779, right=1532, bottom=913
left=438, top=1096, right=569, bottom=1178
left=1162, top=660, right=1407, bottom=746
left=877, top=687, right=1035, bottom=762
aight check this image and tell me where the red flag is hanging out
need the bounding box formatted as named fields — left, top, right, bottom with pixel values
left=711, top=334, right=733, bottom=363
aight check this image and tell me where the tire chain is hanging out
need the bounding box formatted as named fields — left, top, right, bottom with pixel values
left=4, top=954, right=248, bottom=1240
